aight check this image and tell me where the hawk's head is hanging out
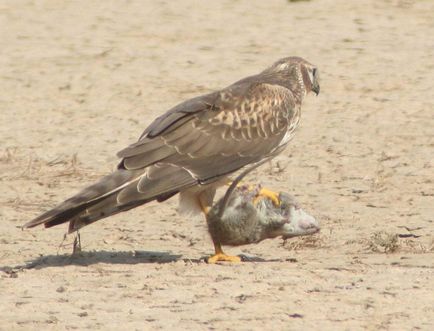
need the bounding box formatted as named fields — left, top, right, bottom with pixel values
left=265, top=57, right=320, bottom=96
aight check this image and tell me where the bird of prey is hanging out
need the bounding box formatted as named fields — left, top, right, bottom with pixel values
left=24, top=56, right=320, bottom=263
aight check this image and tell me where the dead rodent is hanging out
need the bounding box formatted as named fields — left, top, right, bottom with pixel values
left=207, top=185, right=320, bottom=247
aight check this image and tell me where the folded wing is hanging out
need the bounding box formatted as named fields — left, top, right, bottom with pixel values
left=24, top=81, right=296, bottom=231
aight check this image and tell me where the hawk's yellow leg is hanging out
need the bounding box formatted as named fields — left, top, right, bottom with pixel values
left=253, top=187, right=281, bottom=206
left=207, top=242, right=241, bottom=264
left=224, top=181, right=281, bottom=207
left=198, top=192, right=241, bottom=263
left=198, top=192, right=211, bottom=214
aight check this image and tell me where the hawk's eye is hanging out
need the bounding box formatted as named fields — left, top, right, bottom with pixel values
left=307, top=68, right=316, bottom=86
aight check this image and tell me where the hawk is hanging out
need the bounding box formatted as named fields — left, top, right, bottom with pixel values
left=24, top=56, right=320, bottom=262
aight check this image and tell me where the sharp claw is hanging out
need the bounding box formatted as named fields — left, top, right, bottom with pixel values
left=207, top=253, right=242, bottom=264
left=254, top=188, right=281, bottom=206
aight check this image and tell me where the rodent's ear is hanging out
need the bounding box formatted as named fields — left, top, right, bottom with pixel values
left=278, top=192, right=300, bottom=209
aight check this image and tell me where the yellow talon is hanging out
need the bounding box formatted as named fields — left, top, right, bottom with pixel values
left=254, top=187, right=281, bottom=206
left=224, top=181, right=280, bottom=206
left=207, top=253, right=241, bottom=264
left=207, top=242, right=241, bottom=263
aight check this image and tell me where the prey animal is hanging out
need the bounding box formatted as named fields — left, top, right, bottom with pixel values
left=206, top=161, right=320, bottom=263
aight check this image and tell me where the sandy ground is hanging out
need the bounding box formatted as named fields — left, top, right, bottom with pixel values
left=1, top=0, right=433, bottom=330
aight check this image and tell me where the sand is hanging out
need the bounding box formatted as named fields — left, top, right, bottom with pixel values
left=1, top=0, right=433, bottom=330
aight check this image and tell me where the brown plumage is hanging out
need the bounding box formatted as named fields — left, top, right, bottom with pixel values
left=23, top=56, right=320, bottom=233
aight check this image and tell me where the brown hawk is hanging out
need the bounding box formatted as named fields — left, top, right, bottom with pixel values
left=24, top=56, right=320, bottom=262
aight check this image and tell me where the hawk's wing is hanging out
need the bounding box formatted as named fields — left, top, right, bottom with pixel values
left=118, top=82, right=297, bottom=186
left=24, top=82, right=297, bottom=231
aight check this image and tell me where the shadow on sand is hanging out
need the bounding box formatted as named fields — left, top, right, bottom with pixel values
left=0, top=250, right=187, bottom=272
left=0, top=251, right=295, bottom=273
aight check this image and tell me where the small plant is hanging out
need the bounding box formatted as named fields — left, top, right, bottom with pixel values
left=367, top=231, right=399, bottom=253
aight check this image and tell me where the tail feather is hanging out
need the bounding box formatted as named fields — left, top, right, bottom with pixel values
left=66, top=198, right=147, bottom=233
left=23, top=169, right=143, bottom=230
left=24, top=164, right=197, bottom=232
